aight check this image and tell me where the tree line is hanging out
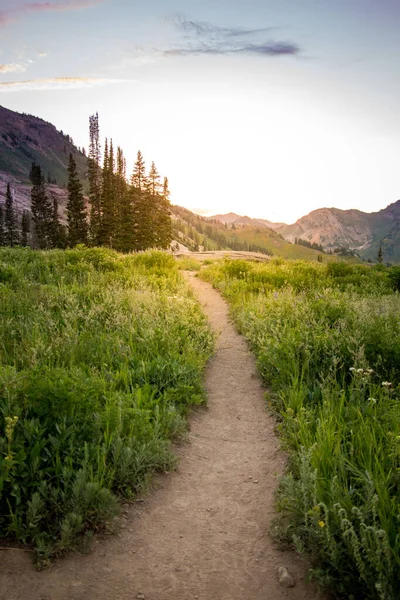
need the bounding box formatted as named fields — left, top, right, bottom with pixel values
left=294, top=237, right=324, bottom=253
left=0, top=113, right=172, bottom=252
left=171, top=206, right=273, bottom=255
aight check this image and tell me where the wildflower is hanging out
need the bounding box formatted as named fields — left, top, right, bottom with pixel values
left=5, top=416, right=18, bottom=442
left=349, top=367, right=356, bottom=372
left=366, top=369, right=374, bottom=374
left=356, top=368, right=364, bottom=374
left=368, top=398, right=377, bottom=405
left=382, top=381, right=392, bottom=387
left=318, top=520, right=325, bottom=528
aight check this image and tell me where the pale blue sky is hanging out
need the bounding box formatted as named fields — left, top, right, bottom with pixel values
left=1, top=0, right=400, bottom=222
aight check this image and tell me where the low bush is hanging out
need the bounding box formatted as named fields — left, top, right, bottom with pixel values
left=0, top=247, right=213, bottom=564
left=201, top=258, right=400, bottom=599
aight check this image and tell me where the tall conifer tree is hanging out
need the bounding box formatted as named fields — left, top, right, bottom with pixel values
left=114, top=147, right=134, bottom=252
left=99, top=138, right=115, bottom=246
left=131, top=150, right=146, bottom=192
left=147, top=161, right=162, bottom=197
left=157, top=176, right=173, bottom=249
left=145, top=161, right=161, bottom=248
left=88, top=113, right=101, bottom=245
left=131, top=151, right=153, bottom=250
left=5, top=183, right=19, bottom=246
left=51, top=197, right=67, bottom=248
left=30, top=162, right=54, bottom=249
left=67, top=153, right=88, bottom=246
left=21, top=211, right=30, bottom=247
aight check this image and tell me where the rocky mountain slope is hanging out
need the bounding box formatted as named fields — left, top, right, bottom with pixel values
left=171, top=206, right=326, bottom=261
left=211, top=212, right=284, bottom=230
left=0, top=104, right=87, bottom=187
left=0, top=104, right=89, bottom=223
left=212, top=201, right=400, bottom=263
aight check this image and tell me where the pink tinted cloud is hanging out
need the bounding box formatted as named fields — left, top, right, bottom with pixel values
left=0, top=0, right=104, bottom=25
left=0, top=76, right=130, bottom=92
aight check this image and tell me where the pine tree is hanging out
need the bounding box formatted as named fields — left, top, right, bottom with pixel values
left=51, top=197, right=67, bottom=248
left=30, top=162, right=54, bottom=249
left=156, top=176, right=173, bottom=249
left=67, top=153, right=88, bottom=246
left=131, top=151, right=152, bottom=251
left=88, top=112, right=101, bottom=245
left=147, top=161, right=161, bottom=197
left=114, top=147, right=134, bottom=252
left=0, top=205, right=5, bottom=246
left=4, top=183, right=19, bottom=246
left=131, top=150, right=146, bottom=192
left=21, top=211, right=30, bottom=247
left=143, top=161, right=161, bottom=248
left=377, top=245, right=383, bottom=264
left=99, top=138, right=116, bottom=246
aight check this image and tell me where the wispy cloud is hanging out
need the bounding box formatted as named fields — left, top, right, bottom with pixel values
left=164, top=42, right=299, bottom=57
left=163, top=14, right=300, bottom=58
left=0, top=63, right=27, bottom=74
left=0, top=0, right=104, bottom=26
left=0, top=76, right=130, bottom=92
left=169, top=15, right=277, bottom=39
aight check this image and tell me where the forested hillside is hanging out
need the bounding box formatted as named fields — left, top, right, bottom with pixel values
left=171, top=205, right=328, bottom=260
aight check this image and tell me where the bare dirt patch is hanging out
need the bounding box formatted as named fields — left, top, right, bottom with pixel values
left=0, top=273, right=320, bottom=600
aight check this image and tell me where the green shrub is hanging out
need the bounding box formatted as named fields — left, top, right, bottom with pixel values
left=388, top=266, right=400, bottom=292
left=0, top=247, right=213, bottom=563
left=201, top=257, right=400, bottom=599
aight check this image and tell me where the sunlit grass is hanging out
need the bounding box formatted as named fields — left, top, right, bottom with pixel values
left=0, top=247, right=213, bottom=564
left=201, top=257, right=400, bottom=599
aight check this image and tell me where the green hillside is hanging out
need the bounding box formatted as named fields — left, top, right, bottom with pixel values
left=171, top=205, right=331, bottom=261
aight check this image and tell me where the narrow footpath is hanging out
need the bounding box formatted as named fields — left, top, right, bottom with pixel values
left=0, top=273, right=320, bottom=600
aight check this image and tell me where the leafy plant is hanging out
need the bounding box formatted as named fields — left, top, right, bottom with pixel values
left=0, top=247, right=213, bottom=563
left=202, top=257, right=400, bottom=599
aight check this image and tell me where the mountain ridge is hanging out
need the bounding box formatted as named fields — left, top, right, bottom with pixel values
left=211, top=200, right=400, bottom=262
left=0, top=104, right=398, bottom=262
left=0, top=104, right=87, bottom=187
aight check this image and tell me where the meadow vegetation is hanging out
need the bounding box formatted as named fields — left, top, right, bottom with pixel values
left=201, top=258, right=400, bottom=600
left=0, top=247, right=213, bottom=564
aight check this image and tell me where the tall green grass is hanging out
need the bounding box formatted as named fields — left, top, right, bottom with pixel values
left=201, top=258, right=400, bottom=599
left=0, top=247, right=213, bottom=564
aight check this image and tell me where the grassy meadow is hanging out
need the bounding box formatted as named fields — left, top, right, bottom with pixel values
left=201, top=258, right=400, bottom=600
left=0, top=247, right=213, bottom=563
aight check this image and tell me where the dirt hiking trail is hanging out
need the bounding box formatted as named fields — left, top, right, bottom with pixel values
left=0, top=273, right=321, bottom=600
